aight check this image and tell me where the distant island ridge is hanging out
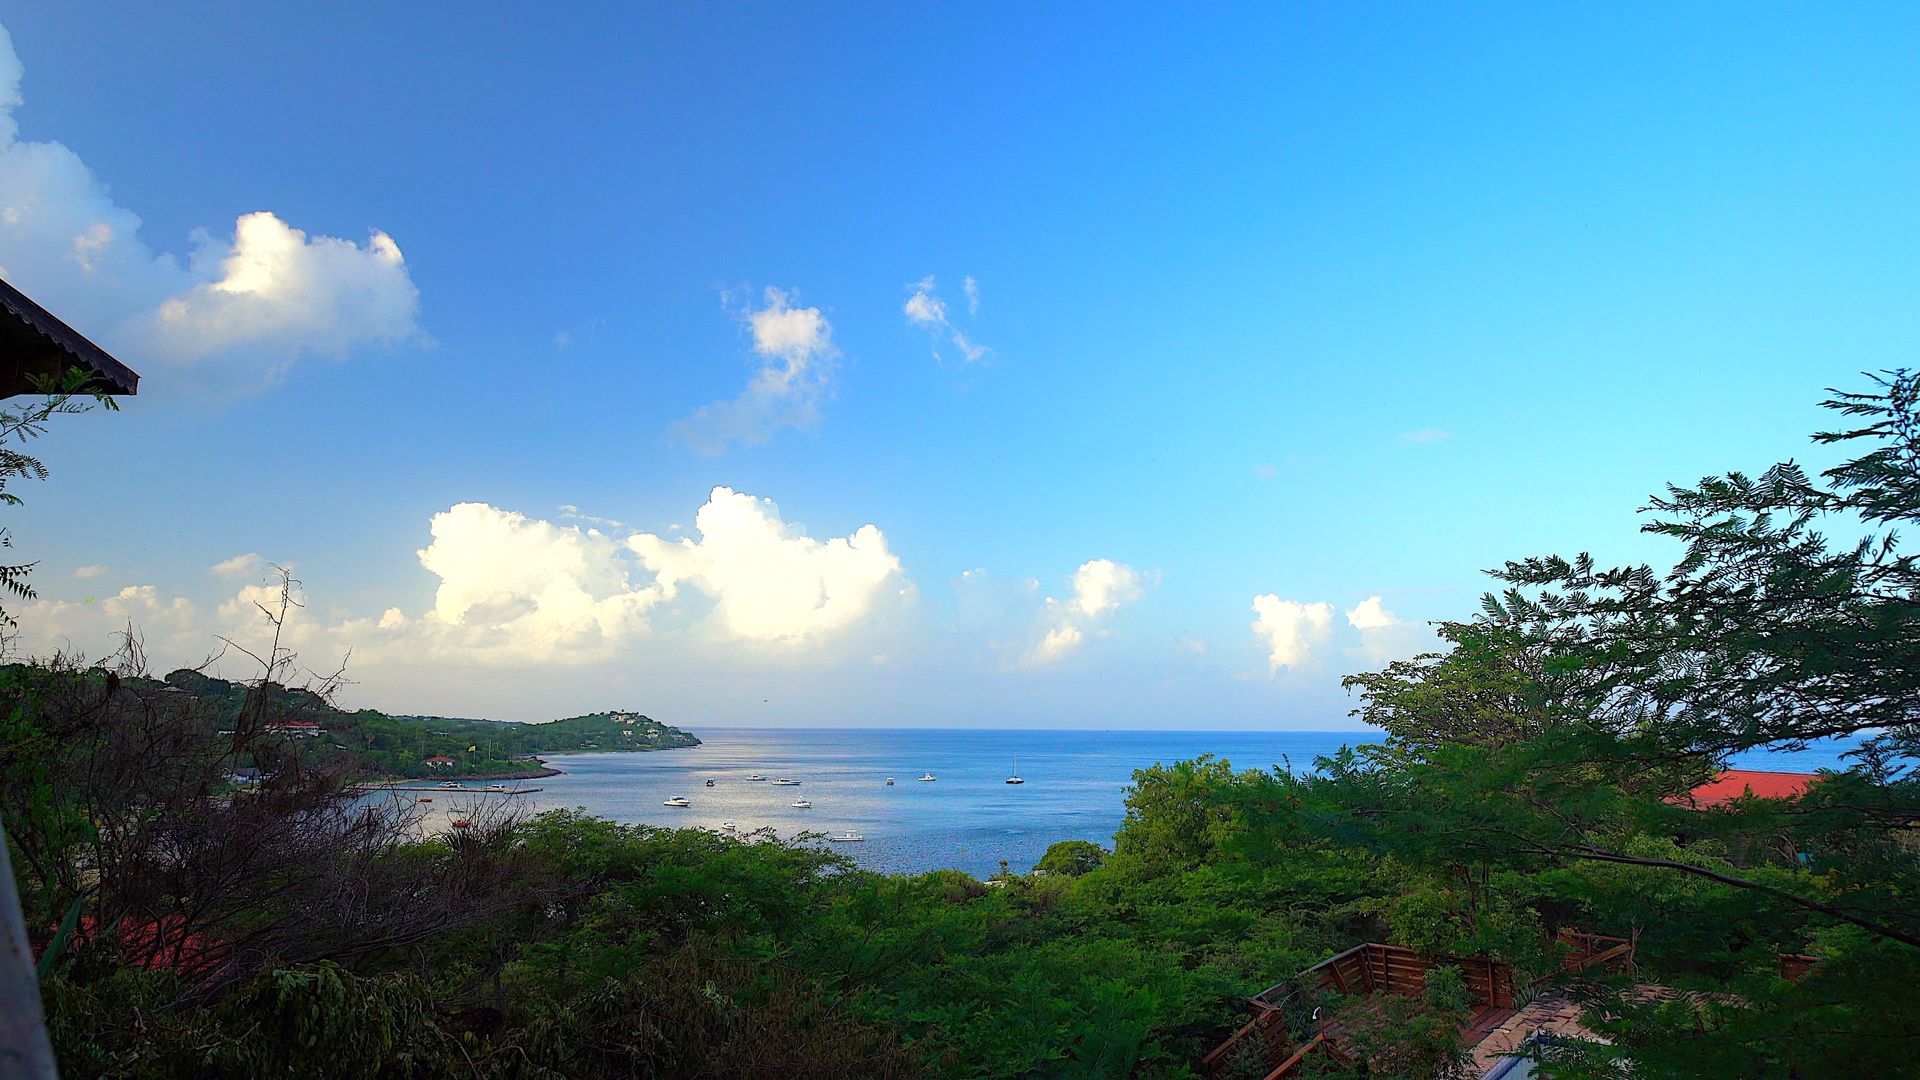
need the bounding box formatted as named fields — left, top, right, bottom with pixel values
left=150, top=668, right=699, bottom=781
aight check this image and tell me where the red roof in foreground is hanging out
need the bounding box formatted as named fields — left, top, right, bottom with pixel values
left=425, top=754, right=456, bottom=763
left=52, top=915, right=230, bottom=977
left=1681, top=769, right=1820, bottom=808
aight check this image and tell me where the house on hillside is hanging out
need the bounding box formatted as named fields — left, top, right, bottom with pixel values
left=0, top=277, right=141, bottom=396
left=425, top=754, right=456, bottom=769
left=264, top=720, right=323, bottom=738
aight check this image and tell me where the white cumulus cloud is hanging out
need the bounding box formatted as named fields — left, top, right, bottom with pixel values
left=1344, top=594, right=1432, bottom=666
left=337, top=487, right=903, bottom=665
left=1251, top=595, right=1334, bottom=672
left=628, top=487, right=903, bottom=644
left=0, top=24, right=421, bottom=393
left=1025, top=558, right=1145, bottom=665
left=135, top=212, right=418, bottom=379
left=10, top=584, right=205, bottom=664
left=1346, top=595, right=1396, bottom=631
left=414, top=503, right=659, bottom=653
left=671, top=287, right=837, bottom=454
left=72, top=564, right=108, bottom=580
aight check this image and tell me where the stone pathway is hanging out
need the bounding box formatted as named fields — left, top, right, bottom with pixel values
left=1466, top=990, right=1600, bottom=1076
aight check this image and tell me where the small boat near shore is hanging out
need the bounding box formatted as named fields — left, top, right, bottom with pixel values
left=745, top=774, right=767, bottom=782
left=829, top=832, right=865, bottom=842
left=791, top=799, right=812, bottom=809
left=720, top=821, right=737, bottom=831
left=917, top=773, right=937, bottom=782
left=663, top=796, right=691, bottom=807
left=773, top=778, right=801, bottom=786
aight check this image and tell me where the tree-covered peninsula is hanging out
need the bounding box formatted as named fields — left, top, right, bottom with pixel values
left=143, top=668, right=697, bottom=780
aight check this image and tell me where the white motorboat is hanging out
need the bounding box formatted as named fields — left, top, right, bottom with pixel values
left=886, top=776, right=895, bottom=785
left=437, top=781, right=462, bottom=790
left=720, top=821, right=737, bottom=831
left=791, top=799, right=812, bottom=809
left=829, top=832, right=865, bottom=842
left=485, top=783, right=508, bottom=792
left=663, top=796, right=691, bottom=807
left=745, top=774, right=767, bottom=782
left=917, top=773, right=937, bottom=782
left=773, top=778, right=801, bottom=786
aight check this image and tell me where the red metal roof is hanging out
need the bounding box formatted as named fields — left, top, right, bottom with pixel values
left=1682, top=769, right=1820, bottom=808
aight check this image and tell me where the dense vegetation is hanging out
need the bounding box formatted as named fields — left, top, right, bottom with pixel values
left=155, top=667, right=698, bottom=778
left=6, top=373, right=1917, bottom=1078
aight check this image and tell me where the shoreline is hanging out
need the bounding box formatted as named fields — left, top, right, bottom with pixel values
left=358, top=761, right=565, bottom=787
left=356, top=741, right=700, bottom=787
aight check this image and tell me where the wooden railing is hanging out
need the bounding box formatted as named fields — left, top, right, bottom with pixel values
left=1209, top=943, right=1522, bottom=1079
left=1556, top=931, right=1634, bottom=975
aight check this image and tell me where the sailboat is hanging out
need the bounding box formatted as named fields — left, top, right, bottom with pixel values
left=1005, top=764, right=1025, bottom=785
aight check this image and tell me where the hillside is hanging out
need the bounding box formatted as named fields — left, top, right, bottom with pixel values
left=155, top=669, right=698, bottom=779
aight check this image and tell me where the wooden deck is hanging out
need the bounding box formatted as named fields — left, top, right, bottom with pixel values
left=1203, top=933, right=1634, bottom=1080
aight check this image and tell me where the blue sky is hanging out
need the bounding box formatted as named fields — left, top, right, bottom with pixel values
left=1, top=4, right=1914, bottom=727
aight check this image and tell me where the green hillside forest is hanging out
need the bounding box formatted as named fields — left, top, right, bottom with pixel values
left=154, top=668, right=698, bottom=779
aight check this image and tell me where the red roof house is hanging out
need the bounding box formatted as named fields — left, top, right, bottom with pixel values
left=1677, top=769, right=1820, bottom=809
left=425, top=754, right=456, bottom=768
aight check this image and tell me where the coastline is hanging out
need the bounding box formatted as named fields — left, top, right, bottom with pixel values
left=356, top=740, right=701, bottom=787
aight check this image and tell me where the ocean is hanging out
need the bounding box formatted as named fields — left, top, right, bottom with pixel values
left=398, top=728, right=1863, bottom=878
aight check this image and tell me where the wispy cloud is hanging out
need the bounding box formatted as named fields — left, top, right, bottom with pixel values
left=209, top=553, right=263, bottom=579
left=904, top=275, right=990, bottom=363
left=671, top=287, right=838, bottom=454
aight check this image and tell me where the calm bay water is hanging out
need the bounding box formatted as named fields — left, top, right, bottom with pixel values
left=410, top=728, right=1858, bottom=878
